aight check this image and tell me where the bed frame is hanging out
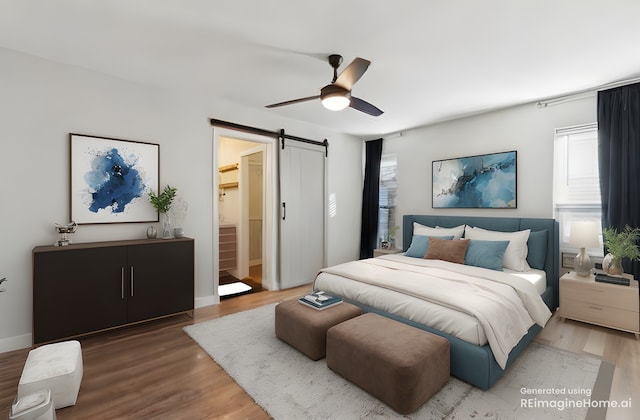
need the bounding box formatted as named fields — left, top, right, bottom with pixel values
left=350, top=215, right=559, bottom=389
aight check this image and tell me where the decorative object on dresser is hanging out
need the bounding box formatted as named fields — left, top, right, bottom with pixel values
left=70, top=133, right=159, bottom=224
left=602, top=225, right=640, bottom=276
left=148, top=185, right=178, bottom=239
left=146, top=225, right=157, bottom=239
left=559, top=271, right=639, bottom=335
left=32, top=237, right=194, bottom=345
left=54, top=221, right=77, bottom=246
left=569, top=220, right=600, bottom=276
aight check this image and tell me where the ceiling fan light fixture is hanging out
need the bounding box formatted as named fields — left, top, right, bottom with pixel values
left=321, top=93, right=350, bottom=111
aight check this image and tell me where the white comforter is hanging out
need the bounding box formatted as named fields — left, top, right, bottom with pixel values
left=315, top=255, right=552, bottom=369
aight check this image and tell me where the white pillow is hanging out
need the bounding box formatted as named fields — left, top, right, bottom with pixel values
left=413, top=222, right=465, bottom=240
left=465, top=226, right=531, bottom=271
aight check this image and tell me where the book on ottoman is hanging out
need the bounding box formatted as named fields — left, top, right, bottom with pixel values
left=299, top=291, right=343, bottom=310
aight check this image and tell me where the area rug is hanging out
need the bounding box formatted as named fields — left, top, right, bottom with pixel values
left=184, top=304, right=613, bottom=419
left=218, top=281, right=252, bottom=298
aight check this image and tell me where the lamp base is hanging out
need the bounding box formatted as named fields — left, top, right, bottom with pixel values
left=574, top=248, right=593, bottom=277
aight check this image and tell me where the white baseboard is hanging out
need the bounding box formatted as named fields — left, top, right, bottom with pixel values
left=195, top=294, right=219, bottom=309
left=0, top=333, right=32, bottom=354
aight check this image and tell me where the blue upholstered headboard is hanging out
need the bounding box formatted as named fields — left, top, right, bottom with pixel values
left=402, top=215, right=560, bottom=310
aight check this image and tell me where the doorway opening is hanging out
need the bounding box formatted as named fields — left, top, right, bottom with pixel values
left=213, top=129, right=277, bottom=302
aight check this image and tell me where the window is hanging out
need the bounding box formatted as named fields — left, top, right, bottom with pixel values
left=553, top=123, right=603, bottom=255
left=378, top=153, right=397, bottom=247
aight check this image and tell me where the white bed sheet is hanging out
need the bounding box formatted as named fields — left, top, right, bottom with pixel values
left=314, top=255, right=548, bottom=348
left=503, top=268, right=547, bottom=295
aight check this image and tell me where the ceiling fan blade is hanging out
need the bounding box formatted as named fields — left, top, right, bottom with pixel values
left=265, top=95, right=320, bottom=108
left=334, top=57, right=370, bottom=90
left=350, top=97, right=384, bottom=116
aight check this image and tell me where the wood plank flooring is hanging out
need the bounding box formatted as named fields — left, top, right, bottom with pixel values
left=1, top=286, right=638, bottom=419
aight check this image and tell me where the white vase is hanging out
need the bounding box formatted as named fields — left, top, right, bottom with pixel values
left=162, top=213, right=173, bottom=239
left=602, top=253, right=624, bottom=276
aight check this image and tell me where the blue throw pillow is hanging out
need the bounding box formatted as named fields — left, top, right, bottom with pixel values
left=464, top=240, right=510, bottom=271
left=405, top=235, right=454, bottom=258
left=526, top=230, right=548, bottom=270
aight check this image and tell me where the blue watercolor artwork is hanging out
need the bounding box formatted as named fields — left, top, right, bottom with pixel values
left=432, top=151, right=517, bottom=208
left=84, top=148, right=145, bottom=213
left=71, top=134, right=159, bottom=224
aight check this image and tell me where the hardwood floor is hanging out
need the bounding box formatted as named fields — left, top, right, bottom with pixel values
left=1, top=286, right=638, bottom=419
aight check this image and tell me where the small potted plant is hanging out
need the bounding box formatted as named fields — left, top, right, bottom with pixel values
left=380, top=226, right=400, bottom=249
left=149, top=185, right=177, bottom=239
left=602, top=225, right=640, bottom=276
left=0, top=277, right=6, bottom=292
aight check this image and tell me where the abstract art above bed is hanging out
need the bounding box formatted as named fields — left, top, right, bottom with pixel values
left=432, top=150, right=517, bottom=208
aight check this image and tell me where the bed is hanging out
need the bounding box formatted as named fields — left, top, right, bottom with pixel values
left=314, top=215, right=559, bottom=389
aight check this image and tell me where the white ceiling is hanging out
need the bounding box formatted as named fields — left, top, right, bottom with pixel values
left=2, top=0, right=640, bottom=137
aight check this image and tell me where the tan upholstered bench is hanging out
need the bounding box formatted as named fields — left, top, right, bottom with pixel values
left=275, top=296, right=361, bottom=360
left=326, top=313, right=450, bottom=414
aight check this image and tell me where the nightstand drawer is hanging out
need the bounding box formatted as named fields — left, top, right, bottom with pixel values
left=560, top=279, right=638, bottom=312
left=561, top=298, right=640, bottom=332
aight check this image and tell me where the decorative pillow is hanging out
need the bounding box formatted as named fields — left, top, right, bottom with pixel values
left=465, top=226, right=531, bottom=271
left=424, top=237, right=469, bottom=264
left=413, top=222, right=465, bottom=240
left=526, top=230, right=548, bottom=270
left=404, top=235, right=454, bottom=258
left=464, top=240, right=510, bottom=271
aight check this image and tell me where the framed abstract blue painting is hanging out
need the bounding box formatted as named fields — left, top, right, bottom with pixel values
left=432, top=150, right=517, bottom=209
left=70, top=134, right=160, bottom=224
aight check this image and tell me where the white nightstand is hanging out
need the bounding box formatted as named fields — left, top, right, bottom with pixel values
left=373, top=248, right=403, bottom=258
left=559, top=271, right=639, bottom=336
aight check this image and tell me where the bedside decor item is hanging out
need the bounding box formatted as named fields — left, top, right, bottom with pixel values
left=380, top=225, right=399, bottom=249
left=602, top=225, right=640, bottom=276
left=432, top=150, right=516, bottom=208
left=569, top=220, right=600, bottom=277
left=70, top=134, right=159, bottom=224
left=0, top=277, right=6, bottom=292
left=149, top=185, right=177, bottom=239
left=54, top=221, right=77, bottom=246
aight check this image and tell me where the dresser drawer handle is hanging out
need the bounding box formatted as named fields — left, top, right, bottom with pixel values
left=588, top=306, right=603, bottom=310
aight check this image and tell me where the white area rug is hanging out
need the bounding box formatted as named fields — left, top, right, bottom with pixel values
left=184, top=304, right=610, bottom=419
left=218, top=281, right=252, bottom=298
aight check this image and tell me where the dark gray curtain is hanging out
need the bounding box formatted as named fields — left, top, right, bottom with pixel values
left=598, top=83, right=640, bottom=278
left=359, top=138, right=383, bottom=259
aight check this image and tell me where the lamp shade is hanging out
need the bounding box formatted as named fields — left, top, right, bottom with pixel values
left=569, top=221, right=600, bottom=248
left=321, top=94, right=350, bottom=111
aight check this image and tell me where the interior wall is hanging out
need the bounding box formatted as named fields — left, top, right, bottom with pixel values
left=0, top=47, right=363, bottom=352
left=384, top=97, right=597, bottom=247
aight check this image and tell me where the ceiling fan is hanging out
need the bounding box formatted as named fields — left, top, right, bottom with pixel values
left=265, top=54, right=383, bottom=116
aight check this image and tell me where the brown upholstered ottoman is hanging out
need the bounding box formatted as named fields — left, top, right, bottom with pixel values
left=326, top=313, right=450, bottom=414
left=275, top=296, right=362, bottom=360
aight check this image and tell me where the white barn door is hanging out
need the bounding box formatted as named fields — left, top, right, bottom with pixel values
left=279, top=140, right=326, bottom=289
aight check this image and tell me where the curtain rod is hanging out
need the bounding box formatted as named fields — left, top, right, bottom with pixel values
left=536, top=76, right=640, bottom=108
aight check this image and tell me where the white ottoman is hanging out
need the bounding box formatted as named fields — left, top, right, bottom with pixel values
left=18, top=340, right=83, bottom=409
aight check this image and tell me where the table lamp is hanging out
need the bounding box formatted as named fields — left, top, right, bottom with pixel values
left=569, top=221, right=600, bottom=277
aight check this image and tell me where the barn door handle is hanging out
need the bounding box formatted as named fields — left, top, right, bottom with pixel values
left=282, top=202, right=286, bottom=220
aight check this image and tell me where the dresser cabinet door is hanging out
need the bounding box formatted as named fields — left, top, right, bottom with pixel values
left=33, top=247, right=128, bottom=344
left=126, top=240, right=194, bottom=322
